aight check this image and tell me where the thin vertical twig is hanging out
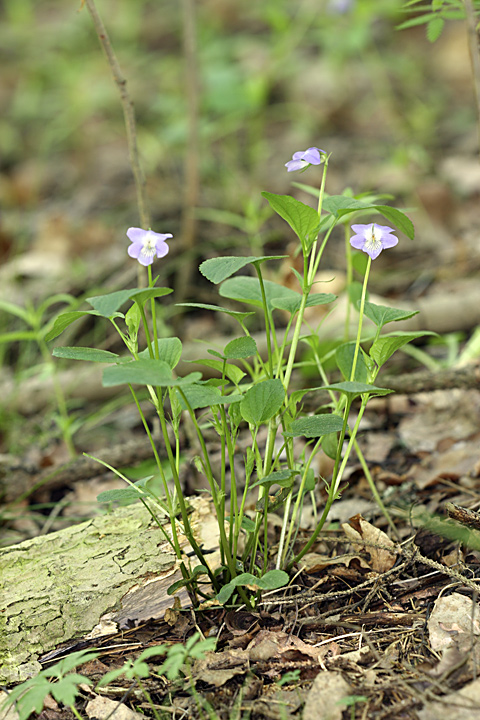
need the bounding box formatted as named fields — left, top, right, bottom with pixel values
left=83, top=0, right=150, bottom=285
left=465, top=0, right=480, bottom=157
left=175, top=0, right=200, bottom=306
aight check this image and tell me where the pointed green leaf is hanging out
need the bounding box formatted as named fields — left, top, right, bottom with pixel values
left=261, top=192, right=319, bottom=248
left=323, top=381, right=393, bottom=398
left=199, top=255, right=285, bottom=284
left=51, top=675, right=92, bottom=707
left=44, top=310, right=104, bottom=342
left=335, top=342, right=368, bottom=382
left=177, top=385, right=242, bottom=410
left=241, top=516, right=256, bottom=532
left=102, top=359, right=201, bottom=387
left=130, top=287, right=173, bottom=307
left=3, top=677, right=52, bottom=720
left=43, top=649, right=101, bottom=676
left=250, top=469, right=298, bottom=489
left=224, top=336, right=257, bottom=359
left=97, top=486, right=142, bottom=504
left=321, top=432, right=339, bottom=460
left=139, top=337, right=182, bottom=369
left=219, top=277, right=299, bottom=312
left=215, top=569, right=289, bottom=603
left=87, top=287, right=172, bottom=317
left=240, top=379, right=285, bottom=425
left=373, top=206, right=414, bottom=240
left=322, top=197, right=415, bottom=240
left=426, top=16, right=445, bottom=42
left=257, top=569, right=289, bottom=590
left=157, top=337, right=182, bottom=369
left=271, top=292, right=336, bottom=315
left=125, top=303, right=141, bottom=340
left=52, top=347, right=120, bottom=362
left=194, top=358, right=246, bottom=384
left=323, top=196, right=369, bottom=215
left=177, top=302, right=255, bottom=321
left=363, top=302, right=419, bottom=329
left=369, top=332, right=434, bottom=367
left=284, top=414, right=344, bottom=438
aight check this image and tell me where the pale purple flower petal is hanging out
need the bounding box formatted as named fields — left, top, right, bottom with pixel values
left=328, top=0, right=354, bottom=13
left=126, top=227, right=172, bottom=266
left=285, top=146, right=325, bottom=172
left=350, top=223, right=398, bottom=260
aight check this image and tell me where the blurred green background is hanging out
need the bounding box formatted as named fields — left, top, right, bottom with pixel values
left=0, top=0, right=474, bottom=259
left=0, top=0, right=476, bottom=457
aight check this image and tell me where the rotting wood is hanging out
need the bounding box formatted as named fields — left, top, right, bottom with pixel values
left=0, top=436, right=162, bottom=503
left=0, top=496, right=217, bottom=685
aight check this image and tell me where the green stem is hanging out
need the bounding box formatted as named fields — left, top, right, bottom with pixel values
left=155, top=395, right=219, bottom=590
left=137, top=302, right=154, bottom=359
left=279, top=435, right=322, bottom=567
left=350, top=256, right=371, bottom=382
left=38, top=338, right=76, bottom=457
left=344, top=222, right=353, bottom=341
left=254, top=263, right=273, bottom=378
left=175, top=389, right=238, bottom=582
left=147, top=264, right=159, bottom=359
left=283, top=157, right=330, bottom=391
left=289, top=395, right=369, bottom=569
left=136, top=679, right=163, bottom=720
left=220, top=405, right=239, bottom=558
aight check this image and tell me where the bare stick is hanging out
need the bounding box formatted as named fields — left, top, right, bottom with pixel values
left=175, top=0, right=200, bottom=307
left=465, top=0, right=480, bottom=157
left=83, top=0, right=150, bottom=284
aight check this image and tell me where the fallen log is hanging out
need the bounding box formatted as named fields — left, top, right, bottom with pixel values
left=0, top=496, right=217, bottom=685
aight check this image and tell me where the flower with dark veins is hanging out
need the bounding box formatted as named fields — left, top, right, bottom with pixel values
left=285, top=147, right=325, bottom=172
left=127, top=227, right=172, bottom=266
left=350, top=223, right=398, bottom=260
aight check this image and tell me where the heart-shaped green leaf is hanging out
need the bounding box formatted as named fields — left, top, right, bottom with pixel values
left=284, top=414, right=344, bottom=438
left=240, top=379, right=285, bottom=425
left=199, top=256, right=285, bottom=284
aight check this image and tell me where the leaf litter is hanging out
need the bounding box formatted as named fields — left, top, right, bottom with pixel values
left=4, top=384, right=480, bottom=719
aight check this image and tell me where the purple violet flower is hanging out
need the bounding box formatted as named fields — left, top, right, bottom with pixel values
left=126, top=227, right=172, bottom=266
left=285, top=147, right=325, bottom=172
left=350, top=223, right=398, bottom=260
left=327, top=0, right=354, bottom=13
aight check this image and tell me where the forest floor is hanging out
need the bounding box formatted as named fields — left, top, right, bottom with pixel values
left=2, top=3, right=480, bottom=718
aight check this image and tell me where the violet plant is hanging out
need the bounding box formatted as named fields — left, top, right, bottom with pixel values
left=47, top=147, right=426, bottom=605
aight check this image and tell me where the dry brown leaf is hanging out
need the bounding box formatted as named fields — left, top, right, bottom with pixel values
left=86, top=695, right=145, bottom=720
left=418, top=676, right=480, bottom=720
left=303, top=671, right=352, bottom=720
left=299, top=551, right=370, bottom=574
left=247, top=630, right=324, bottom=663
left=428, top=593, right=480, bottom=652
left=342, top=515, right=397, bottom=572
left=412, top=442, right=480, bottom=490
left=192, top=648, right=250, bottom=687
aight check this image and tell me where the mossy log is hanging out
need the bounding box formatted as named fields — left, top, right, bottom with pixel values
left=0, top=497, right=217, bottom=685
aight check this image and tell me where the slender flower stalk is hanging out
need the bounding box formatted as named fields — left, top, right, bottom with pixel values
left=350, top=256, right=371, bottom=382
